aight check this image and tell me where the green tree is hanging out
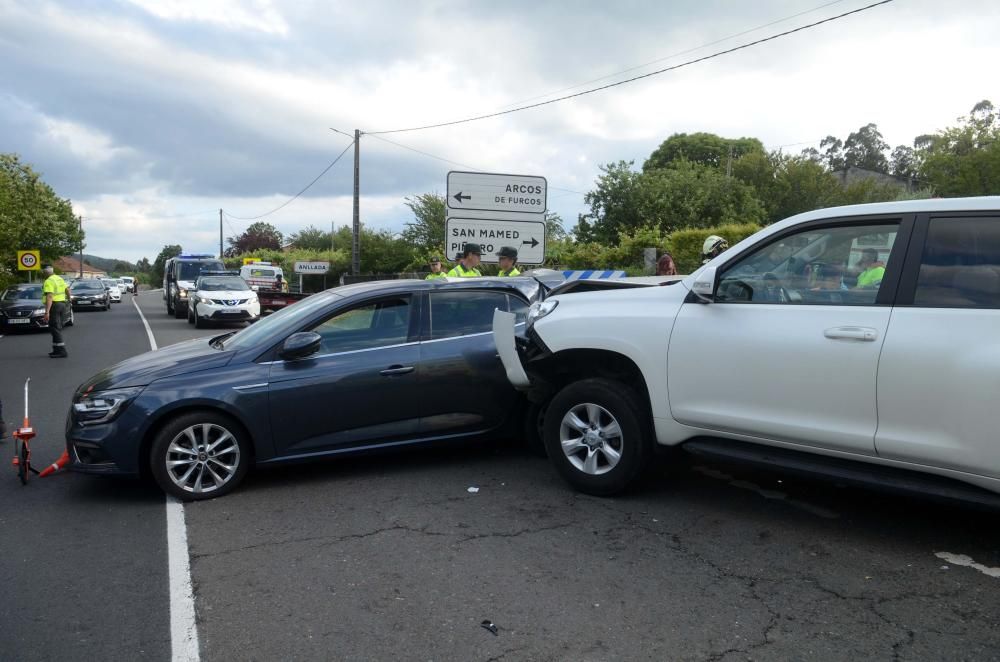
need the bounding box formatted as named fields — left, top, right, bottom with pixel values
left=0, top=154, right=84, bottom=287
left=577, top=160, right=644, bottom=244
left=152, top=245, right=182, bottom=286
left=918, top=100, right=1000, bottom=197
left=402, top=193, right=446, bottom=250
left=843, top=123, right=890, bottom=172
left=287, top=225, right=333, bottom=251
left=544, top=211, right=567, bottom=242
left=136, top=257, right=151, bottom=273
left=226, top=222, right=283, bottom=256
left=644, top=132, right=764, bottom=172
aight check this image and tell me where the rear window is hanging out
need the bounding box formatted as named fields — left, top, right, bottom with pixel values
left=914, top=217, right=1000, bottom=308
left=248, top=268, right=276, bottom=277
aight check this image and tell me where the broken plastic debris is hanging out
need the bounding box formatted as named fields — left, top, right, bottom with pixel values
left=467, top=487, right=480, bottom=493
left=480, top=620, right=498, bottom=636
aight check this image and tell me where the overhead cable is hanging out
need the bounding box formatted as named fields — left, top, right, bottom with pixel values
left=367, top=0, right=894, bottom=135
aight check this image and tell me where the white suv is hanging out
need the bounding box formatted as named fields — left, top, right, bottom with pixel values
left=188, top=273, right=260, bottom=328
left=495, top=197, right=1000, bottom=506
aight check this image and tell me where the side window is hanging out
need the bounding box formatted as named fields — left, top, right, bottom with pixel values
left=307, top=297, right=411, bottom=354
left=914, top=217, right=1000, bottom=308
left=717, top=223, right=898, bottom=305
left=430, top=291, right=509, bottom=340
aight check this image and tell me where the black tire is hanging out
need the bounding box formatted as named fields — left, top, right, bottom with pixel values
left=187, top=306, right=195, bottom=324
left=523, top=398, right=549, bottom=457
left=166, top=298, right=173, bottom=316
left=543, top=378, right=650, bottom=496
left=149, top=411, right=251, bottom=501
left=173, top=299, right=186, bottom=319
left=194, top=306, right=206, bottom=328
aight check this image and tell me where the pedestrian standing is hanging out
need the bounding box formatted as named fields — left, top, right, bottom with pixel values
left=41, top=264, right=69, bottom=358
left=447, top=243, right=483, bottom=277
left=497, top=246, right=521, bottom=277
left=656, top=252, right=678, bottom=276
left=425, top=257, right=447, bottom=280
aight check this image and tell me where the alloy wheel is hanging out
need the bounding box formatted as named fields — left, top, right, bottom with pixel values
left=558, top=402, right=623, bottom=475
left=164, top=423, right=242, bottom=495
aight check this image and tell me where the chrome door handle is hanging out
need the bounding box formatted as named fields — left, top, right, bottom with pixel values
left=379, top=365, right=414, bottom=376
left=824, top=326, right=877, bottom=342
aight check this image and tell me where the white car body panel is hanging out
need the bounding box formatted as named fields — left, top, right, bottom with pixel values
left=192, top=288, right=260, bottom=320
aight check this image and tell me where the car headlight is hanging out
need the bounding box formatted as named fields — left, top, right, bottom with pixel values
left=198, top=296, right=213, bottom=304
left=33, top=307, right=46, bottom=316
left=72, top=387, right=143, bottom=426
left=247, top=295, right=258, bottom=304
left=179, top=289, right=188, bottom=298
left=526, top=300, right=558, bottom=327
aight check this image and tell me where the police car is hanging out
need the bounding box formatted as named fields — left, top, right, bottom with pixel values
left=187, top=272, right=260, bottom=328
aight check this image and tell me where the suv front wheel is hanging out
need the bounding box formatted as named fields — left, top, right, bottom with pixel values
left=544, top=378, right=650, bottom=496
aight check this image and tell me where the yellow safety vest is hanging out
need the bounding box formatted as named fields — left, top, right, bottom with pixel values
left=425, top=272, right=447, bottom=280
left=447, top=263, right=481, bottom=278
left=498, top=267, right=521, bottom=277
left=43, top=274, right=68, bottom=302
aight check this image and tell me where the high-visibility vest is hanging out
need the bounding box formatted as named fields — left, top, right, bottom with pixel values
left=447, top=263, right=481, bottom=278
left=43, top=274, right=68, bottom=302
left=425, top=272, right=447, bottom=280
left=498, top=267, right=521, bottom=277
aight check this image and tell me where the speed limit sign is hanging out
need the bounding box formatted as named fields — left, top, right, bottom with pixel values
left=17, top=250, right=41, bottom=271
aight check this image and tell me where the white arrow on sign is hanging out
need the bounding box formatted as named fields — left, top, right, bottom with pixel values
left=447, top=171, right=547, bottom=215
left=446, top=217, right=546, bottom=265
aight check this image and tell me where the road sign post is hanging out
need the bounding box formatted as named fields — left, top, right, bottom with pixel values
left=446, top=172, right=547, bottom=265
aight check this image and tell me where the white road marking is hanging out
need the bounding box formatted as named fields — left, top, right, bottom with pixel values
left=132, top=296, right=200, bottom=660
left=132, top=296, right=158, bottom=351
left=935, top=552, right=1000, bottom=578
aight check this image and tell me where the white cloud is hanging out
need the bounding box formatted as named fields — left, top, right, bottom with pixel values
left=123, top=0, right=289, bottom=35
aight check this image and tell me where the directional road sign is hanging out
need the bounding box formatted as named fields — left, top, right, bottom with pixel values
left=446, top=217, right=546, bottom=265
left=447, top=171, right=547, bottom=214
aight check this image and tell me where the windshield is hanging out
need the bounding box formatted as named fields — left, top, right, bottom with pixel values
left=72, top=281, right=105, bottom=292
left=222, top=291, right=339, bottom=351
left=199, top=277, right=250, bottom=292
left=247, top=268, right=275, bottom=277
left=179, top=260, right=224, bottom=281
left=2, top=287, right=42, bottom=301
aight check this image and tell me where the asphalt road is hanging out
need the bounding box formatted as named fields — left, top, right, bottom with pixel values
left=2, top=289, right=999, bottom=661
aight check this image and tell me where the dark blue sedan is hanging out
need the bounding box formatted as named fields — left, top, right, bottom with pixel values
left=66, top=278, right=543, bottom=500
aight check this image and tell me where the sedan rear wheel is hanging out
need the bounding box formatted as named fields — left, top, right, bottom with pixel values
left=150, top=412, right=250, bottom=501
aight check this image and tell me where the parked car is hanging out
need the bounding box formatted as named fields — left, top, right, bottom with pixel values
left=494, top=196, right=1000, bottom=507
left=0, top=283, right=74, bottom=330
left=67, top=277, right=545, bottom=500
left=188, top=272, right=260, bottom=327
left=70, top=279, right=111, bottom=311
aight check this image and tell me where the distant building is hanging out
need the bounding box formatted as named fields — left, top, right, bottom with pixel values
left=833, top=166, right=922, bottom=193
left=55, top=256, right=106, bottom=279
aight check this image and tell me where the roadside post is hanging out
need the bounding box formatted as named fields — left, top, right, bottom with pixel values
left=294, top=261, right=330, bottom=293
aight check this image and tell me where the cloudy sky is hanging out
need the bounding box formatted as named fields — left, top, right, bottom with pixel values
left=2, top=0, right=997, bottom=263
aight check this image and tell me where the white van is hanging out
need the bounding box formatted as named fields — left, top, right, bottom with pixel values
left=238, top=262, right=285, bottom=291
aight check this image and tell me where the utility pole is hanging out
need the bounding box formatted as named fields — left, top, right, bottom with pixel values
left=352, top=129, right=361, bottom=276
left=726, top=146, right=733, bottom=178
left=78, top=215, right=84, bottom=278
left=219, top=208, right=224, bottom=258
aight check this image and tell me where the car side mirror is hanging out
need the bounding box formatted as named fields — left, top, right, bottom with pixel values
left=279, top=332, right=322, bottom=361
left=691, top=266, right=717, bottom=303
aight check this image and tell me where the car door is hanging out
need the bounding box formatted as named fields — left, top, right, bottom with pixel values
left=417, top=289, right=523, bottom=436
left=876, top=212, right=1000, bottom=478
left=267, top=294, right=423, bottom=456
left=667, top=216, right=911, bottom=454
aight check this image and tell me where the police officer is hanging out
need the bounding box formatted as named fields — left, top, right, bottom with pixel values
left=41, top=264, right=69, bottom=358
left=447, top=243, right=483, bottom=277
left=425, top=257, right=447, bottom=280
left=702, top=235, right=729, bottom=264
left=497, top=246, right=521, bottom=277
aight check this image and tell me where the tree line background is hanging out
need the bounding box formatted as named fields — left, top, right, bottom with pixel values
left=4, top=100, right=999, bottom=291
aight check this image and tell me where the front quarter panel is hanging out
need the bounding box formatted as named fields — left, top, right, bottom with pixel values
left=531, top=284, right=686, bottom=419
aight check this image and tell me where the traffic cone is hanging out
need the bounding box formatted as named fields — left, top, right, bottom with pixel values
left=39, top=450, right=70, bottom=477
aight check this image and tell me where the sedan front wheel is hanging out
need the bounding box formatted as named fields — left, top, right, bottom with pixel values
left=150, top=412, right=251, bottom=501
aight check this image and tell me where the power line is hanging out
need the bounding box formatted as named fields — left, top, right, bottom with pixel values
left=366, top=132, right=586, bottom=196
left=490, top=0, right=847, bottom=113
left=224, top=139, right=355, bottom=221
left=368, top=0, right=894, bottom=135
